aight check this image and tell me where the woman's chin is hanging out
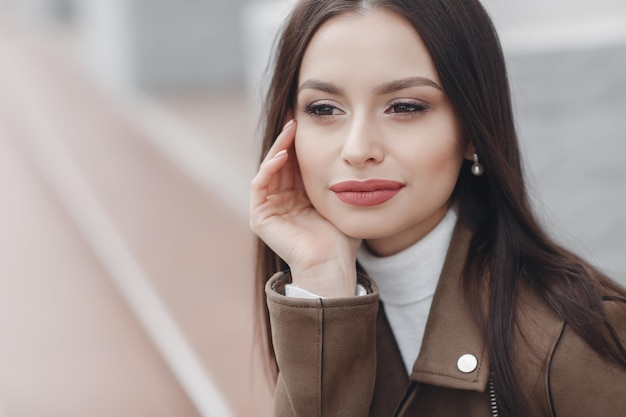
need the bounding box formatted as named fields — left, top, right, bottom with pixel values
left=334, top=222, right=395, bottom=242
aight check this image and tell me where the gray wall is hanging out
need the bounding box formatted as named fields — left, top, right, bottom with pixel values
left=508, top=45, right=626, bottom=280
left=124, top=0, right=250, bottom=91
left=75, top=0, right=251, bottom=91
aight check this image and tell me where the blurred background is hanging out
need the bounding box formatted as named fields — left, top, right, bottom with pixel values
left=0, top=0, right=624, bottom=416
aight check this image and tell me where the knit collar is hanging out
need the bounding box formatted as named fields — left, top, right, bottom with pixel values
left=356, top=208, right=458, bottom=306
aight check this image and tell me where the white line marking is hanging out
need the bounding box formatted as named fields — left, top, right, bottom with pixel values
left=112, top=92, right=252, bottom=219
left=0, top=46, right=234, bottom=417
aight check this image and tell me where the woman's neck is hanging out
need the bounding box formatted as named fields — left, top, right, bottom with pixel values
left=364, top=204, right=452, bottom=257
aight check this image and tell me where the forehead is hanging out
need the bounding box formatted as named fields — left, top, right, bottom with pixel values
left=298, top=9, right=441, bottom=86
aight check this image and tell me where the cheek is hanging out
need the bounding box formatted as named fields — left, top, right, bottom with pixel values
left=295, top=120, right=343, bottom=169
left=294, top=131, right=323, bottom=187
left=402, top=134, right=464, bottom=177
left=294, top=132, right=310, bottom=166
left=431, top=144, right=465, bottom=174
left=417, top=121, right=465, bottom=174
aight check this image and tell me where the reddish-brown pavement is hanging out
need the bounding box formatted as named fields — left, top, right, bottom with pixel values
left=0, top=12, right=272, bottom=417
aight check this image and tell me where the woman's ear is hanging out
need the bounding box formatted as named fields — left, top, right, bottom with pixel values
left=464, top=142, right=476, bottom=160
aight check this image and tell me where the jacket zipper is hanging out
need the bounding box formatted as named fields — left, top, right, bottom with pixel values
left=488, top=376, right=499, bottom=417
left=391, top=381, right=417, bottom=417
left=392, top=379, right=499, bottom=416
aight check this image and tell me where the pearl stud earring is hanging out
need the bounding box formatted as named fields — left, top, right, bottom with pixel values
left=472, top=153, right=484, bottom=176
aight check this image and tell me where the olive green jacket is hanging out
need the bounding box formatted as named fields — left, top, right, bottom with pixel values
left=265, top=224, right=626, bottom=416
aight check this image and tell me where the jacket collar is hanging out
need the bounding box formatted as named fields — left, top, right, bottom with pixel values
left=409, top=221, right=491, bottom=393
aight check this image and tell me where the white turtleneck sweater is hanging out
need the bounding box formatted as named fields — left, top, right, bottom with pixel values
left=356, top=208, right=457, bottom=373
left=285, top=208, right=458, bottom=374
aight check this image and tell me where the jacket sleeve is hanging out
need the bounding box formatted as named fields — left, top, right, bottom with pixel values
left=549, top=297, right=626, bottom=417
left=266, top=271, right=379, bottom=417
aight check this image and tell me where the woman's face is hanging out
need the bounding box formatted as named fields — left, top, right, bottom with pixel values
left=294, top=10, right=471, bottom=256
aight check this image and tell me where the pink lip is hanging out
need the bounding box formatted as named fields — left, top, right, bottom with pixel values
left=329, top=180, right=404, bottom=206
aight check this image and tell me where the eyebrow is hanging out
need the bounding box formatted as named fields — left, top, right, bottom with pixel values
left=374, top=76, right=443, bottom=95
left=298, top=76, right=443, bottom=96
left=298, top=79, right=345, bottom=96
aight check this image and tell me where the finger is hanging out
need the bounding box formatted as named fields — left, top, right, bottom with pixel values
left=261, top=119, right=297, bottom=164
left=271, top=141, right=303, bottom=193
left=250, top=148, right=290, bottom=210
left=261, top=120, right=297, bottom=195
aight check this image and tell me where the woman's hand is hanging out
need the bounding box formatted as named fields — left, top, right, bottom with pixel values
left=250, top=120, right=361, bottom=297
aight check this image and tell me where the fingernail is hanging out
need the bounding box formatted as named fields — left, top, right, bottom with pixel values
left=274, top=150, right=287, bottom=159
left=282, top=119, right=295, bottom=131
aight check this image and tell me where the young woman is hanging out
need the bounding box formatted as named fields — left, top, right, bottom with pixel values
left=249, top=1, right=626, bottom=416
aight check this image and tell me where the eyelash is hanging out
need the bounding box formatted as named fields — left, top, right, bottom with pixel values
left=304, top=101, right=342, bottom=118
left=385, top=100, right=430, bottom=117
left=303, top=99, right=430, bottom=120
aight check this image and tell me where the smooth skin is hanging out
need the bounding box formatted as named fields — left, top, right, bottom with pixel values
left=250, top=10, right=473, bottom=297
left=250, top=120, right=361, bottom=297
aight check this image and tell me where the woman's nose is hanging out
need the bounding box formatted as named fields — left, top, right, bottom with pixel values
left=340, top=118, right=384, bottom=167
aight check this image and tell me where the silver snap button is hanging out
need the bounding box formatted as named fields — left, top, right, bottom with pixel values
left=457, top=354, right=478, bottom=373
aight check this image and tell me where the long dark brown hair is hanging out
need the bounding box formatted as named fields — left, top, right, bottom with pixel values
left=254, top=0, right=626, bottom=415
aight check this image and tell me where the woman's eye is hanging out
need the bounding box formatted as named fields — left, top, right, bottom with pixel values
left=386, top=101, right=430, bottom=115
left=304, top=103, right=343, bottom=117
